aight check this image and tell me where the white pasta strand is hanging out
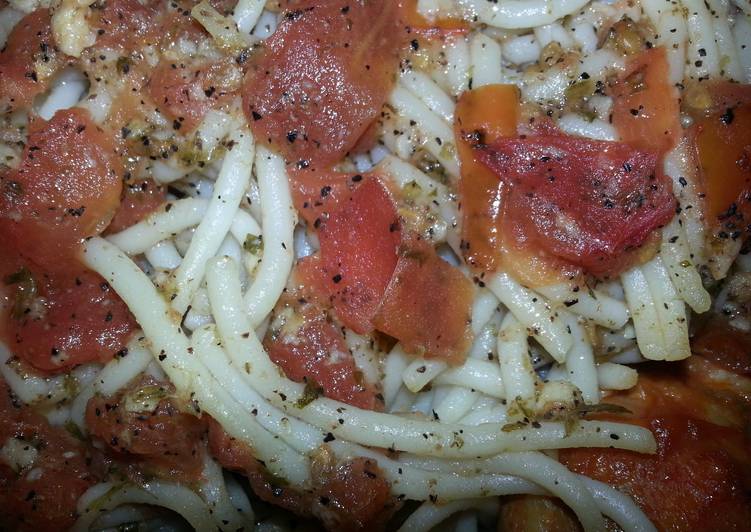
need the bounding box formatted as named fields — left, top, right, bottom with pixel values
left=434, top=358, right=505, bottom=398
left=597, top=362, right=638, bottom=391
left=403, top=358, right=448, bottom=392
left=682, top=0, right=722, bottom=79
left=191, top=322, right=324, bottom=453
left=563, top=316, right=600, bottom=405
left=400, top=70, right=456, bottom=123
left=621, top=265, right=668, bottom=360
left=398, top=499, right=491, bottom=532
left=433, top=386, right=480, bottom=423
left=383, top=345, right=411, bottom=409
left=660, top=216, right=711, bottom=313
left=242, top=145, right=296, bottom=327
left=578, top=476, right=658, bottom=532
left=486, top=273, right=574, bottom=362
left=107, top=198, right=206, bottom=255
left=470, top=32, right=503, bottom=87
left=641, top=256, right=691, bottom=360
left=459, top=0, right=590, bottom=29
left=144, top=240, right=183, bottom=270
left=205, top=256, right=657, bottom=458
left=170, top=128, right=255, bottom=314
left=388, top=86, right=461, bottom=177
left=73, top=481, right=218, bottom=532
left=706, top=0, right=743, bottom=80
left=232, top=0, right=265, bottom=34
left=444, top=35, right=472, bottom=96
left=734, top=11, right=751, bottom=82
left=82, top=237, right=310, bottom=484
left=538, top=283, right=629, bottom=330
left=642, top=0, right=689, bottom=85
left=497, top=313, right=537, bottom=409
left=197, top=454, right=255, bottom=530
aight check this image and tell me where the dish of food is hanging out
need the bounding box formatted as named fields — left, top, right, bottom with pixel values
left=0, top=0, right=749, bottom=530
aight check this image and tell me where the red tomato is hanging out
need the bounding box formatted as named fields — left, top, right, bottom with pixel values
left=0, top=109, right=136, bottom=372
left=0, top=380, right=97, bottom=532
left=264, top=296, right=381, bottom=410
left=611, top=47, right=681, bottom=155
left=694, top=103, right=751, bottom=231
left=559, top=368, right=751, bottom=531
left=242, top=0, right=404, bottom=168
left=0, top=108, right=123, bottom=272
left=373, top=238, right=474, bottom=364
left=85, top=377, right=207, bottom=482
left=208, top=419, right=393, bottom=530
left=288, top=168, right=358, bottom=227
left=106, top=178, right=166, bottom=234
left=0, top=9, right=62, bottom=111
left=692, top=316, right=751, bottom=377
left=475, top=136, right=675, bottom=277
left=316, top=178, right=401, bottom=334
left=3, top=269, right=137, bottom=372
left=398, top=0, right=469, bottom=37
left=148, top=57, right=242, bottom=132
left=454, top=84, right=519, bottom=273
left=92, top=0, right=163, bottom=51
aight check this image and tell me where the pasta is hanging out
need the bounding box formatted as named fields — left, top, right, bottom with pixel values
left=0, top=0, right=749, bottom=530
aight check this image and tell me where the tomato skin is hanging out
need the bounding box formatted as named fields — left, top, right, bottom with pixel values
left=694, top=103, right=751, bottom=230
left=316, top=178, right=401, bottom=335
left=373, top=238, right=474, bottom=365
left=148, top=57, right=242, bottom=132
left=454, top=85, right=520, bottom=274
left=398, top=0, right=469, bottom=37
left=1, top=109, right=123, bottom=273
left=106, top=178, right=166, bottom=234
left=3, top=269, right=137, bottom=372
left=0, top=9, right=63, bottom=111
left=289, top=167, right=358, bottom=227
left=242, top=0, right=404, bottom=168
left=85, top=377, right=207, bottom=482
left=692, top=316, right=751, bottom=377
left=0, top=380, right=97, bottom=532
left=611, top=47, right=681, bottom=155
left=265, top=296, right=381, bottom=411
left=559, top=365, right=751, bottom=532
left=0, top=109, right=136, bottom=372
left=208, top=419, right=393, bottom=531
left=92, top=0, right=163, bottom=51
left=476, top=135, right=675, bottom=278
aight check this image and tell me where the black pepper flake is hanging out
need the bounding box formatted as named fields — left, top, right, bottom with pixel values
left=287, top=130, right=298, bottom=143
left=720, top=107, right=735, bottom=125
left=251, top=111, right=262, bottom=121
left=410, top=39, right=419, bottom=51
left=323, top=432, right=335, bottom=442
left=332, top=274, right=342, bottom=283
left=320, top=185, right=332, bottom=197
left=610, top=433, right=620, bottom=440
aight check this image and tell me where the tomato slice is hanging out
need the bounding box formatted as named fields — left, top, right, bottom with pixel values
left=288, top=168, right=359, bottom=227
left=373, top=238, right=474, bottom=364
left=398, top=0, right=469, bottom=37
left=454, top=84, right=520, bottom=273
left=209, top=419, right=393, bottom=529
left=315, top=178, right=401, bottom=334
left=0, top=109, right=136, bottom=372
left=92, top=0, right=163, bottom=51
left=86, top=377, right=207, bottom=482
left=475, top=135, right=675, bottom=278
left=611, top=47, right=681, bottom=155
left=694, top=102, right=751, bottom=231
left=559, top=368, right=751, bottom=531
left=148, top=57, right=242, bottom=132
left=0, top=380, right=96, bottom=532
left=242, top=0, right=405, bottom=168
left=265, top=296, right=381, bottom=410
left=3, top=269, right=137, bottom=372
left=0, top=9, right=61, bottom=111
left=1, top=109, right=123, bottom=272
left=106, top=178, right=166, bottom=234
